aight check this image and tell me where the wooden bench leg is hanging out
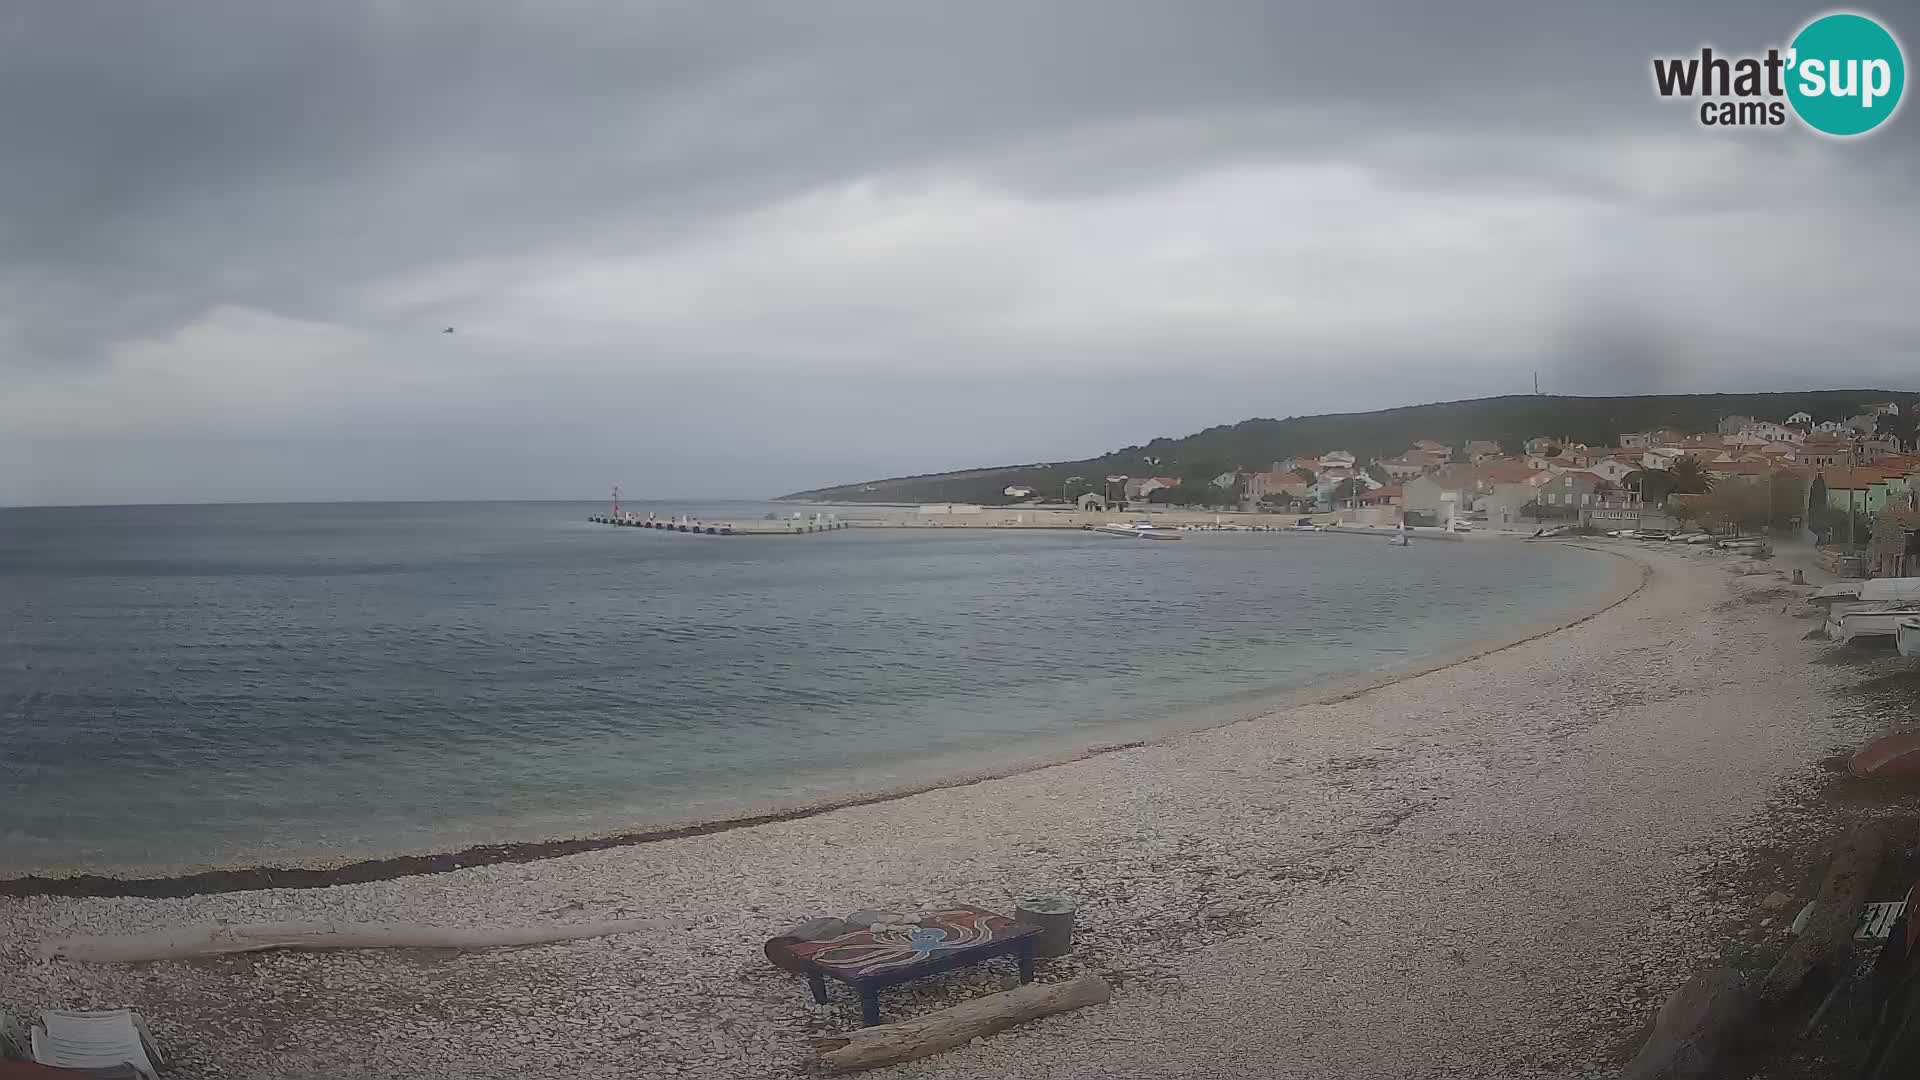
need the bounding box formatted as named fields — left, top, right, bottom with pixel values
left=1017, top=939, right=1036, bottom=983
left=807, top=969, right=829, bottom=1005
left=861, top=986, right=882, bottom=1027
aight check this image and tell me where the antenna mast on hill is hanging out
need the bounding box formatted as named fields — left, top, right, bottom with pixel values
left=611, top=484, right=620, bottom=518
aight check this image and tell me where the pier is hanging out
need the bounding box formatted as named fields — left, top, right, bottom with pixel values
left=591, top=489, right=852, bottom=536
left=589, top=513, right=852, bottom=536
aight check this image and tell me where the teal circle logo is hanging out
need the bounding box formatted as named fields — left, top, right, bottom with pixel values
left=1787, top=13, right=1905, bottom=136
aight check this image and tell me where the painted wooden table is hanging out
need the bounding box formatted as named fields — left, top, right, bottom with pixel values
left=785, top=906, right=1042, bottom=1025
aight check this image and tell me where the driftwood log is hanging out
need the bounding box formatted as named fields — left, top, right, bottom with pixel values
left=1759, top=822, right=1884, bottom=1003
left=1617, top=968, right=1755, bottom=1080
left=40, top=919, right=662, bottom=963
left=813, top=975, right=1112, bottom=1074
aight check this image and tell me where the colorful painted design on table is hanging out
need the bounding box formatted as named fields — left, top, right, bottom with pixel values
left=788, top=907, right=1017, bottom=977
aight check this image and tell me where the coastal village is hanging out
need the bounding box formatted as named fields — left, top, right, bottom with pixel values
left=1071, top=400, right=1920, bottom=574
left=18, top=403, right=1920, bottom=1078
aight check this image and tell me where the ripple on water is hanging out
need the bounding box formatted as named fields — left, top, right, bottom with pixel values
left=0, top=502, right=1624, bottom=874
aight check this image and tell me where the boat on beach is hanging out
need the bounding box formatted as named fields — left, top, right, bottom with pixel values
left=1827, top=606, right=1920, bottom=645
left=1092, top=520, right=1181, bottom=541
left=1898, top=617, right=1920, bottom=658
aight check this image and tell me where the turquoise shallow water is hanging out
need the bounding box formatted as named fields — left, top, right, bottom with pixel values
left=0, top=502, right=1621, bottom=874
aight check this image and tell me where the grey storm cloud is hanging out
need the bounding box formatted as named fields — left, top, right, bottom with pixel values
left=1, top=1, right=1917, bottom=503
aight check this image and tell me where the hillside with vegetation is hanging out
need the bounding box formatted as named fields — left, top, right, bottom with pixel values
left=778, top=390, right=1914, bottom=505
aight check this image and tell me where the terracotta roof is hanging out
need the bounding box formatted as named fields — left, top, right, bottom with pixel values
left=1817, top=466, right=1910, bottom=489
left=1478, top=461, right=1548, bottom=484
left=1706, top=460, right=1784, bottom=476
left=1417, top=464, right=1479, bottom=490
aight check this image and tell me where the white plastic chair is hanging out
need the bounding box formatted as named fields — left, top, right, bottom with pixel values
left=29, top=1008, right=163, bottom=1079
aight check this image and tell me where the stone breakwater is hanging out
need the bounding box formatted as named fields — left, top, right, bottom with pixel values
left=0, top=545, right=1878, bottom=1080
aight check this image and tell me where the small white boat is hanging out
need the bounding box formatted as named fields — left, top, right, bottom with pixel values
left=1859, top=578, right=1920, bottom=604
left=1807, top=580, right=1920, bottom=623
left=1093, top=520, right=1181, bottom=541
left=1827, top=607, right=1920, bottom=644
left=1898, top=617, right=1920, bottom=658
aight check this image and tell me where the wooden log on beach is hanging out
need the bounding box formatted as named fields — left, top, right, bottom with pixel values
left=813, top=975, right=1112, bottom=1074
left=1616, top=968, right=1754, bottom=1080
left=39, top=919, right=662, bottom=963
left=1759, top=822, right=1885, bottom=1004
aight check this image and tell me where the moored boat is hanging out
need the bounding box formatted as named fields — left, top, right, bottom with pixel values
left=1093, top=520, right=1181, bottom=540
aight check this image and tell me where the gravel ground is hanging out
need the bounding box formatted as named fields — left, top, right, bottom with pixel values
left=0, top=542, right=1889, bottom=1079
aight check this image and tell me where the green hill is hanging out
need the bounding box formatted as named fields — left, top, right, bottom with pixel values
left=778, top=390, right=1913, bottom=504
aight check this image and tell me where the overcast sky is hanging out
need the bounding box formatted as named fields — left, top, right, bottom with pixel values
left=3, top=2, right=1917, bottom=504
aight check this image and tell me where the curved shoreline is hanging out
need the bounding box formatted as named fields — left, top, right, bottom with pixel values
left=0, top=541, right=1650, bottom=900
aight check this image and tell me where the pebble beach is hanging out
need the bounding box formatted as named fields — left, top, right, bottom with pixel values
left=0, top=541, right=1886, bottom=1079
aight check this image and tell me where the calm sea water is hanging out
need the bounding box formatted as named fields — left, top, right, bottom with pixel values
left=0, top=502, right=1621, bottom=875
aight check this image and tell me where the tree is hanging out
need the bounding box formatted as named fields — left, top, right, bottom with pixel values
left=1672, top=485, right=1769, bottom=533
left=1291, top=467, right=1316, bottom=484
left=1171, top=481, right=1221, bottom=507
left=1542, top=444, right=1563, bottom=458
left=1521, top=499, right=1575, bottom=522
left=1331, top=478, right=1367, bottom=503
left=1365, top=463, right=1391, bottom=485
left=1808, top=474, right=1833, bottom=543
left=1768, top=473, right=1806, bottom=532
left=1625, top=469, right=1678, bottom=505
left=1180, top=462, right=1229, bottom=489
left=1259, top=493, right=1296, bottom=509
left=1875, top=410, right=1916, bottom=450
left=1667, top=456, right=1714, bottom=495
